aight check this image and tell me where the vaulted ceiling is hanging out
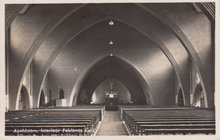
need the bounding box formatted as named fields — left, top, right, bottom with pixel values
left=6, top=3, right=215, bottom=110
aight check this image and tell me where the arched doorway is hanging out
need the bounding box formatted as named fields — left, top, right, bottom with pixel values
left=75, top=56, right=151, bottom=105
left=18, top=86, right=30, bottom=110
left=176, top=88, right=184, bottom=106
left=193, top=84, right=205, bottom=108
left=39, top=90, right=46, bottom=107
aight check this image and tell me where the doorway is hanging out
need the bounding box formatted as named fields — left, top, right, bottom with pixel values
left=18, top=86, right=30, bottom=110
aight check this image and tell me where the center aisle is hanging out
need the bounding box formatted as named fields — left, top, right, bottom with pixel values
left=96, top=111, right=128, bottom=136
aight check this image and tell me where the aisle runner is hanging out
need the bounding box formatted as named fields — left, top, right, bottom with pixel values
left=96, top=111, right=128, bottom=136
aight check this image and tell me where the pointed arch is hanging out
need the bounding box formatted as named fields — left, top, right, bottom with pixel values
left=39, top=17, right=187, bottom=107
left=9, top=4, right=86, bottom=110
left=69, top=56, right=153, bottom=106
left=193, top=83, right=207, bottom=108
left=136, top=3, right=212, bottom=107
left=39, top=90, right=46, bottom=107
left=16, top=85, right=30, bottom=110
left=176, top=88, right=185, bottom=106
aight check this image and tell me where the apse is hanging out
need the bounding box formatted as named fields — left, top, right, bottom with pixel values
left=77, top=56, right=148, bottom=105
left=91, top=79, right=132, bottom=105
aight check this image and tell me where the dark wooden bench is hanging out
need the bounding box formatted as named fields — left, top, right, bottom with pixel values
left=5, top=125, right=87, bottom=136
left=141, top=128, right=215, bottom=135
left=122, top=108, right=215, bottom=135
left=5, top=108, right=103, bottom=136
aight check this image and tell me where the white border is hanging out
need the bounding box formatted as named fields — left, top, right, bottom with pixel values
left=0, top=0, right=219, bottom=140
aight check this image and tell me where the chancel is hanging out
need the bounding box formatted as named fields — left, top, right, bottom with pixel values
left=4, top=3, right=215, bottom=136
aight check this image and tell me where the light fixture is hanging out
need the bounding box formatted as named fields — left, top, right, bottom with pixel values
left=109, top=53, right=113, bottom=56
left=74, top=67, right=77, bottom=71
left=109, top=41, right=114, bottom=45
left=109, top=20, right=114, bottom=26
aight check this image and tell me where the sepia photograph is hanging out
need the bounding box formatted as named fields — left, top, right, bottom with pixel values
left=1, top=0, right=219, bottom=139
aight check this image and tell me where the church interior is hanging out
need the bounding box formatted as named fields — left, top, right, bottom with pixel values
left=4, top=3, right=216, bottom=136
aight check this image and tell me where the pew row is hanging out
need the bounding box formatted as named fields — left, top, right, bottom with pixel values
left=122, top=108, right=215, bottom=135
left=5, top=108, right=103, bottom=136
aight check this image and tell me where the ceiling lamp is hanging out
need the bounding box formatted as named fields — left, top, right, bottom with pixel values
left=109, top=53, right=114, bottom=56
left=109, top=41, right=114, bottom=45
left=109, top=20, right=114, bottom=26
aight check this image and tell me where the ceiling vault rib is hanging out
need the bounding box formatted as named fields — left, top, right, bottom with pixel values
left=136, top=3, right=209, bottom=107
left=36, top=17, right=112, bottom=107
left=11, top=4, right=87, bottom=109
left=5, top=4, right=26, bottom=30
left=10, top=3, right=213, bottom=109
left=113, top=17, right=187, bottom=106
left=39, top=17, right=188, bottom=106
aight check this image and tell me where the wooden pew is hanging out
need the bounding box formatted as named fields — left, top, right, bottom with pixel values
left=5, top=125, right=87, bottom=136
left=122, top=107, right=215, bottom=135
left=141, top=128, right=215, bottom=135
left=5, top=109, right=102, bottom=136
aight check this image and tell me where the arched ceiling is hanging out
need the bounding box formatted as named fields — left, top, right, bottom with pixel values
left=7, top=3, right=214, bottom=109
left=48, top=19, right=176, bottom=106
left=77, top=56, right=148, bottom=105
left=32, top=4, right=187, bottom=106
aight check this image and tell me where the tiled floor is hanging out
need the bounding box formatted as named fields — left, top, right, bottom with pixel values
left=96, top=111, right=128, bottom=136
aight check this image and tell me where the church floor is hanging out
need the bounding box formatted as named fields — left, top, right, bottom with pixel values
left=96, top=111, right=128, bottom=136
